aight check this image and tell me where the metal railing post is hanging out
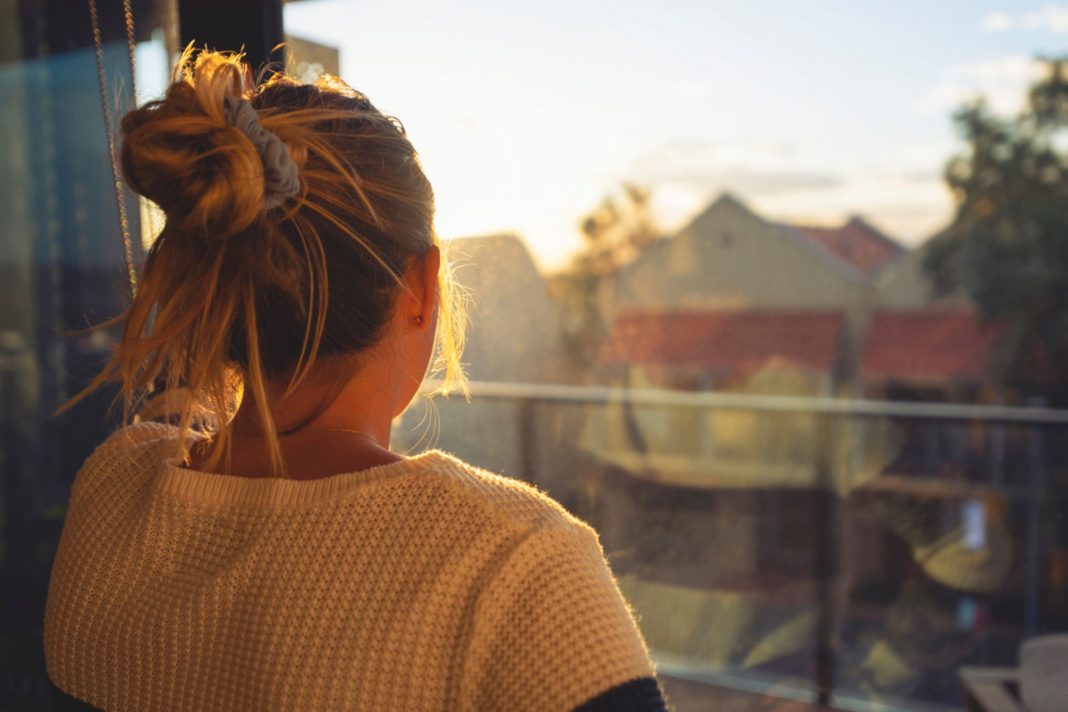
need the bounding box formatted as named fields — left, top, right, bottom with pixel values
left=518, top=399, right=537, bottom=483
left=813, top=412, right=836, bottom=707
left=1024, top=414, right=1046, bottom=638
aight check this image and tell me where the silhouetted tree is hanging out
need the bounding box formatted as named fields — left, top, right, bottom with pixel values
left=550, top=183, right=660, bottom=374
left=923, top=57, right=1068, bottom=400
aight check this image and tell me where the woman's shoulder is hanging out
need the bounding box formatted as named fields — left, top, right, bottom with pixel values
left=100, top=420, right=183, bottom=448
left=416, top=450, right=595, bottom=537
left=71, top=421, right=183, bottom=497
left=89, top=420, right=183, bottom=464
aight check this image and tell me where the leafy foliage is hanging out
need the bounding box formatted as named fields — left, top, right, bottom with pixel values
left=551, top=183, right=660, bottom=374
left=923, top=58, right=1068, bottom=397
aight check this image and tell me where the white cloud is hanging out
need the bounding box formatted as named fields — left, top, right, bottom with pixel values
left=981, top=4, right=1068, bottom=34
left=915, top=55, right=1047, bottom=116
left=630, top=138, right=957, bottom=245
left=630, top=139, right=842, bottom=197
left=1021, top=4, right=1068, bottom=32
left=756, top=171, right=954, bottom=245
left=982, top=12, right=1014, bottom=31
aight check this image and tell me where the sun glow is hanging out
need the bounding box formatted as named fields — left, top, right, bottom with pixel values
left=284, top=0, right=1060, bottom=272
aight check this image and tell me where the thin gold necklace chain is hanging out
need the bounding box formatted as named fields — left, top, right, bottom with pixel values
left=88, top=0, right=138, bottom=298
left=284, top=428, right=380, bottom=442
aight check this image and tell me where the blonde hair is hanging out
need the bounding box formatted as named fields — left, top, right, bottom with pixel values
left=63, top=49, right=467, bottom=473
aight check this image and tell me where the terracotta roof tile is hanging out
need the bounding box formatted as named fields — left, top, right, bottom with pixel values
left=860, top=310, right=1002, bottom=381
left=601, top=310, right=845, bottom=375
left=793, top=217, right=904, bottom=276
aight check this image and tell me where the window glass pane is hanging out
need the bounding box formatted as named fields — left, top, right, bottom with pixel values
left=1, top=1, right=173, bottom=705
left=284, top=1, right=1068, bottom=709
left=7, top=2, right=1066, bottom=709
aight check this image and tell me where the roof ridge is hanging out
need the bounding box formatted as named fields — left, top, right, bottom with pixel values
left=774, top=222, right=869, bottom=282
left=788, top=219, right=904, bottom=276
left=845, top=215, right=905, bottom=251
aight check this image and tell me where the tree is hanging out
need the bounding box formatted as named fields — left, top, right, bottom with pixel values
left=550, top=183, right=660, bottom=374
left=923, top=57, right=1068, bottom=400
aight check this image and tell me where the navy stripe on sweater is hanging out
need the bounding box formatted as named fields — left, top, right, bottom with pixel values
left=53, top=674, right=669, bottom=710
left=51, top=684, right=100, bottom=711
left=572, top=676, right=668, bottom=712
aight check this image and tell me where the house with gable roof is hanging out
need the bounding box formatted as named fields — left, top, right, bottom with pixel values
left=589, top=192, right=1023, bottom=481
left=600, top=192, right=906, bottom=395
left=582, top=192, right=911, bottom=491
left=579, top=195, right=1030, bottom=683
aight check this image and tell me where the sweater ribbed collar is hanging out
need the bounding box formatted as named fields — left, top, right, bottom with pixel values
left=156, top=449, right=455, bottom=509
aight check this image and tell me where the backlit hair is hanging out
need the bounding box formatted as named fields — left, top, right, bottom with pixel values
left=64, top=48, right=467, bottom=474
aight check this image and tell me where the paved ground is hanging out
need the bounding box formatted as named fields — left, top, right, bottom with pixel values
left=659, top=676, right=829, bottom=712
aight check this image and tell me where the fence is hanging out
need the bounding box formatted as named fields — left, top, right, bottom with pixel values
left=399, top=381, right=1068, bottom=711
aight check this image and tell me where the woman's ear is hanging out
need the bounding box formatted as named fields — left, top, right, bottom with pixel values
left=407, top=245, right=440, bottom=332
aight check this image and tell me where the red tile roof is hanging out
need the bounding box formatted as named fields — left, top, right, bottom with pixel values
left=794, top=217, right=904, bottom=276
left=860, top=310, right=1003, bottom=382
left=601, top=310, right=845, bottom=375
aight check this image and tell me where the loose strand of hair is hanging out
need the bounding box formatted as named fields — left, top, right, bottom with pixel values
left=300, top=199, right=403, bottom=285
left=241, top=279, right=286, bottom=474
left=282, top=217, right=330, bottom=398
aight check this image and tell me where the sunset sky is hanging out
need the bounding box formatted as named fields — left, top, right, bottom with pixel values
left=283, top=0, right=1068, bottom=270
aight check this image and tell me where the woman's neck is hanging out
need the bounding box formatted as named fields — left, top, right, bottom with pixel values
left=190, top=428, right=402, bottom=480
left=201, top=359, right=406, bottom=479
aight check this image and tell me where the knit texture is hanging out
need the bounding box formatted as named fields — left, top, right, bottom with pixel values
left=44, top=423, right=659, bottom=711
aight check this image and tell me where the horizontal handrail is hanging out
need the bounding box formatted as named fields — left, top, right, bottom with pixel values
left=423, top=380, right=1068, bottom=425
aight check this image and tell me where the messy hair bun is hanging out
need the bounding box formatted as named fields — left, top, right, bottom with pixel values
left=120, top=58, right=299, bottom=238
left=65, top=49, right=467, bottom=473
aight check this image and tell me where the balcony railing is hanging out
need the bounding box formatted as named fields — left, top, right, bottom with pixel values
left=402, top=381, right=1068, bottom=712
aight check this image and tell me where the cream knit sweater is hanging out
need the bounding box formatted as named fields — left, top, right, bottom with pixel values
left=44, top=423, right=661, bottom=711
